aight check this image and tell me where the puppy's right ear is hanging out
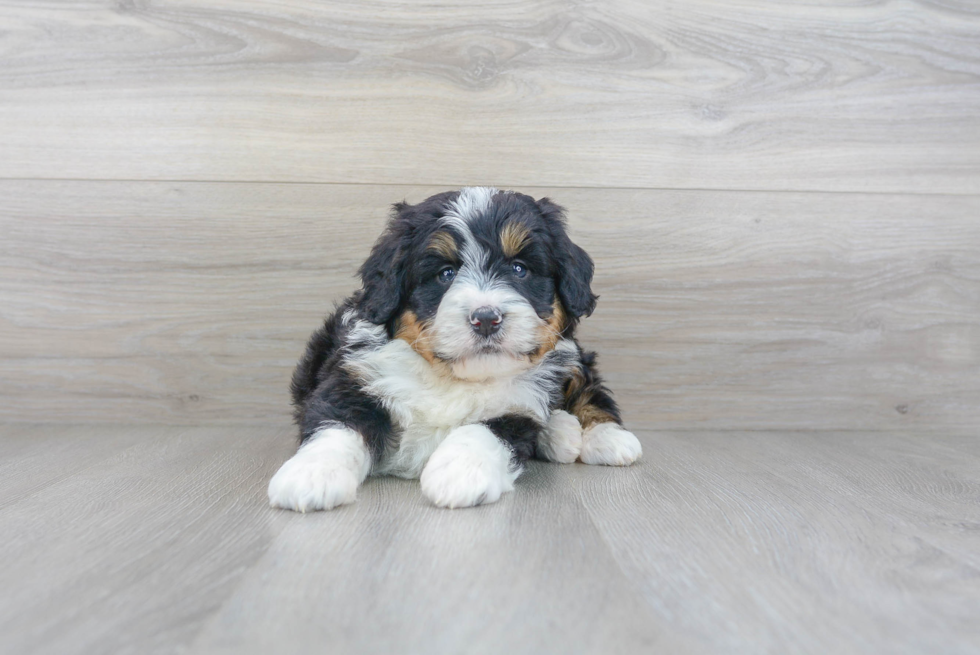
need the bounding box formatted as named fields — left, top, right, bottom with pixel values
left=356, top=208, right=408, bottom=325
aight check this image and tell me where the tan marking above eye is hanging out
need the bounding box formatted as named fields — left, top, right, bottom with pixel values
left=501, top=221, right=532, bottom=258
left=427, top=231, right=458, bottom=261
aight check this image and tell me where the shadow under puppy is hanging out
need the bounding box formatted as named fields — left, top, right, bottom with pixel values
left=269, top=187, right=642, bottom=511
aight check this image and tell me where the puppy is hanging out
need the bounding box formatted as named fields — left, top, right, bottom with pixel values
left=268, top=187, right=641, bottom=511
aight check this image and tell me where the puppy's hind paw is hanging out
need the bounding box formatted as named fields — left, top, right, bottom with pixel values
left=579, top=422, right=642, bottom=466
left=537, top=410, right=583, bottom=464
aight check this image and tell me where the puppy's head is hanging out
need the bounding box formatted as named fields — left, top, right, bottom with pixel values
left=356, top=187, right=595, bottom=380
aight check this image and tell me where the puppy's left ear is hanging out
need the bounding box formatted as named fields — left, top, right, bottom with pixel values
left=357, top=214, right=408, bottom=325
left=538, top=198, right=598, bottom=318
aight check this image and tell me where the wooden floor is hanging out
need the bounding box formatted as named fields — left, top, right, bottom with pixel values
left=1, top=423, right=977, bottom=655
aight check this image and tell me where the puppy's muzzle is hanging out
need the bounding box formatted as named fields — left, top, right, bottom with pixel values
left=469, top=306, right=502, bottom=337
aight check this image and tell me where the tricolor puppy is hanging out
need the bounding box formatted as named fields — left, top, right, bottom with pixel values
left=268, top=187, right=641, bottom=511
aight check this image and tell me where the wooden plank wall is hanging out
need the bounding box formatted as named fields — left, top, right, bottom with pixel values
left=1, top=1, right=978, bottom=429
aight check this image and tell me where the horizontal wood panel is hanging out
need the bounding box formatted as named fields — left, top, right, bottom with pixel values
left=1, top=1, right=979, bottom=192
left=1, top=180, right=978, bottom=430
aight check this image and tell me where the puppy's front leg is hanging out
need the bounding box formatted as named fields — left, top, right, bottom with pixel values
left=420, top=416, right=538, bottom=509
left=268, top=423, right=372, bottom=512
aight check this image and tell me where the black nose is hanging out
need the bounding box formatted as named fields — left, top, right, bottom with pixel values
left=470, top=306, right=502, bottom=337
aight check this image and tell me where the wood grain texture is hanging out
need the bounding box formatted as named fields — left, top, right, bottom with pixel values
left=188, top=463, right=698, bottom=655
left=1, top=0, right=979, bottom=192
left=0, top=424, right=977, bottom=654
left=2, top=180, right=978, bottom=430
left=0, top=424, right=292, bottom=655
left=578, top=430, right=980, bottom=654
left=0, top=423, right=148, bottom=509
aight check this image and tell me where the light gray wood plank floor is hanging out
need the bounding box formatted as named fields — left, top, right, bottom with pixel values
left=1, top=423, right=977, bottom=654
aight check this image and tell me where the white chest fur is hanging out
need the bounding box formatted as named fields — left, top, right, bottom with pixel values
left=342, top=329, right=566, bottom=478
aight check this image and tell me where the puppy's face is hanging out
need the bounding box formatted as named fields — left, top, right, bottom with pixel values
left=357, top=188, right=596, bottom=380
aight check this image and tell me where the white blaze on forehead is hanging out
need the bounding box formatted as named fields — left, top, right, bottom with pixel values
left=442, top=187, right=498, bottom=281
left=444, top=186, right=498, bottom=229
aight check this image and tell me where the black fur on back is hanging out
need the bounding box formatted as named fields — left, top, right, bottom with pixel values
left=289, top=301, right=396, bottom=461
left=289, top=303, right=346, bottom=414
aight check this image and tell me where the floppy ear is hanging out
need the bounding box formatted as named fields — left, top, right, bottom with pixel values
left=537, top=198, right=598, bottom=318
left=356, top=209, right=408, bottom=325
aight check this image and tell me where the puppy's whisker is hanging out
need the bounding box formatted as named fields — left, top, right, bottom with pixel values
left=540, top=324, right=562, bottom=338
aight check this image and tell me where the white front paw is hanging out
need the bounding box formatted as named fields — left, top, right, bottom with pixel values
left=267, top=426, right=371, bottom=512
left=268, top=457, right=360, bottom=512
left=537, top=410, right=583, bottom=464
left=420, top=424, right=519, bottom=509
left=579, top=422, right=642, bottom=466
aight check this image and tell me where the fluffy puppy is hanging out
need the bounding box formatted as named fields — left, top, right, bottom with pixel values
left=268, top=187, right=641, bottom=511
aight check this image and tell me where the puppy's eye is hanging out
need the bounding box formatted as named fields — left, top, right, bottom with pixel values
left=438, top=266, right=456, bottom=283
left=512, top=262, right=528, bottom=278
